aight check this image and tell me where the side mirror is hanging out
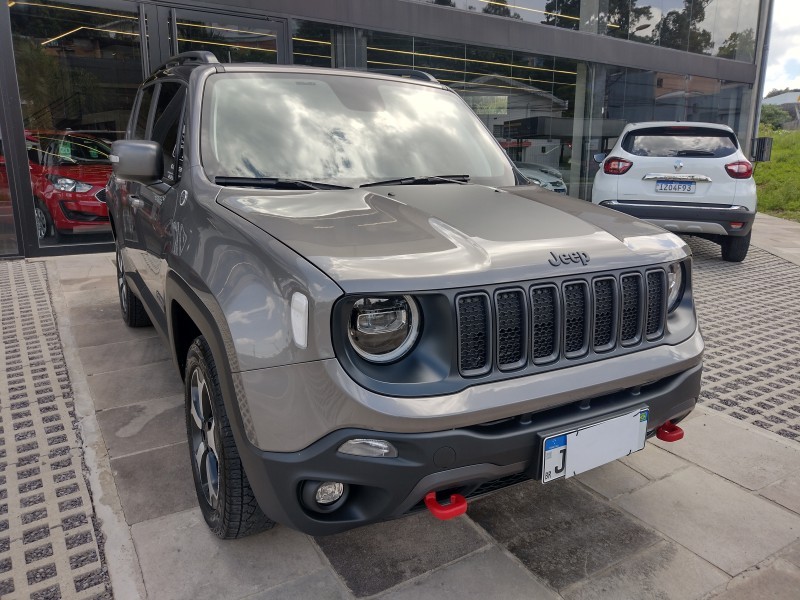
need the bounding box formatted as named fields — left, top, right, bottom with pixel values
left=111, top=140, right=163, bottom=185
left=593, top=153, right=607, bottom=164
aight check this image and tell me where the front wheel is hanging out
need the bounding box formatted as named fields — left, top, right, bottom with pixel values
left=185, top=336, right=274, bottom=539
left=34, top=200, right=52, bottom=241
left=720, top=231, right=751, bottom=263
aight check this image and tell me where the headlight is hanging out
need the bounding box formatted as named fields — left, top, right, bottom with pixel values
left=667, top=262, right=684, bottom=311
left=347, top=295, right=420, bottom=363
left=52, top=176, right=93, bottom=193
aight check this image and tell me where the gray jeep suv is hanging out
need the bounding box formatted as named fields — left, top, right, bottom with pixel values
left=107, top=52, right=703, bottom=539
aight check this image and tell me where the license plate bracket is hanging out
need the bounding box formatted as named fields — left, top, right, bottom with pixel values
left=541, top=408, right=649, bottom=483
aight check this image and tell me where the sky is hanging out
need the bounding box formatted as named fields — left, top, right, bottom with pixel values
left=764, top=0, right=800, bottom=96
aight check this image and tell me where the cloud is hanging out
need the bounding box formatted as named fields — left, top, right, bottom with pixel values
left=765, top=0, right=800, bottom=94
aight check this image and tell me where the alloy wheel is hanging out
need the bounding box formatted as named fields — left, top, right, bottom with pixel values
left=189, top=367, right=221, bottom=508
left=34, top=206, right=47, bottom=240
left=116, top=247, right=128, bottom=314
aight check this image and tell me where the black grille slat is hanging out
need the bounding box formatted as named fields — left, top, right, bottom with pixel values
left=457, top=294, right=490, bottom=374
left=457, top=268, right=661, bottom=375
left=531, top=286, right=558, bottom=362
left=646, top=271, right=666, bottom=338
left=563, top=282, right=588, bottom=356
left=620, top=274, right=642, bottom=344
left=495, top=290, right=525, bottom=369
left=95, top=188, right=107, bottom=203
left=593, top=278, right=615, bottom=350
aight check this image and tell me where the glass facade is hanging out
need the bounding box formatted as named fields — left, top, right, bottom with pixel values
left=9, top=0, right=142, bottom=249
left=408, top=0, right=760, bottom=61
left=0, top=0, right=765, bottom=256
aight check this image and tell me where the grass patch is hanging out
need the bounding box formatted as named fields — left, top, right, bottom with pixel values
left=754, top=129, right=800, bottom=223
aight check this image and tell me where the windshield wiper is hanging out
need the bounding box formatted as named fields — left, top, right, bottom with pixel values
left=214, top=176, right=352, bottom=190
left=360, top=174, right=470, bottom=188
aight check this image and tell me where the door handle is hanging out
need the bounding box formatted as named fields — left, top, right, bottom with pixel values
left=130, top=196, right=144, bottom=209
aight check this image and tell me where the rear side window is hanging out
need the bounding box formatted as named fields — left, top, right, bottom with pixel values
left=622, top=126, right=738, bottom=158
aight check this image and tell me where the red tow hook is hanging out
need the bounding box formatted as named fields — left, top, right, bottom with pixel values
left=656, top=420, right=684, bottom=442
left=424, top=492, right=468, bottom=520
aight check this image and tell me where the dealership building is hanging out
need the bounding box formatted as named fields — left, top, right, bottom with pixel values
left=0, top=0, right=773, bottom=258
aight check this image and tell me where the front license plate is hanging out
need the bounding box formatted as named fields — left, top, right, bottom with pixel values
left=542, top=408, right=649, bottom=483
left=655, top=180, right=695, bottom=193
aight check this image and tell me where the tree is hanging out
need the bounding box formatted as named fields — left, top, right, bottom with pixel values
left=766, top=87, right=800, bottom=99
left=760, top=105, right=791, bottom=129
left=653, top=0, right=713, bottom=54
left=717, top=29, right=756, bottom=62
left=482, top=0, right=521, bottom=19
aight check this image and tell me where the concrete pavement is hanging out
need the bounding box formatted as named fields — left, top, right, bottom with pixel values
left=0, top=214, right=799, bottom=598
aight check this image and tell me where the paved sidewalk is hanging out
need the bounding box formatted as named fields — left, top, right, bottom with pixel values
left=1, top=215, right=799, bottom=599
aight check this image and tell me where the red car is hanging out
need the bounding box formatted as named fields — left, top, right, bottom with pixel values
left=31, top=132, right=112, bottom=241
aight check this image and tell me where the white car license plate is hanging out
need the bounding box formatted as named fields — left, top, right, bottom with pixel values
left=541, top=408, right=649, bottom=483
left=656, top=180, right=695, bottom=193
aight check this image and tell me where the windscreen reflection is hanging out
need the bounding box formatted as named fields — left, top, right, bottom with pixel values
left=201, top=73, right=515, bottom=188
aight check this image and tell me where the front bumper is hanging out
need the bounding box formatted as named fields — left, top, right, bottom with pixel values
left=240, top=360, right=702, bottom=536
left=599, top=200, right=755, bottom=236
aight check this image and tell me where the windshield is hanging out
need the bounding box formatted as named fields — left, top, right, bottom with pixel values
left=200, top=72, right=515, bottom=187
left=43, top=134, right=112, bottom=166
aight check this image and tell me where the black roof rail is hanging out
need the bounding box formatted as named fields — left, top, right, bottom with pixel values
left=155, top=51, right=219, bottom=73
left=368, top=68, right=439, bottom=83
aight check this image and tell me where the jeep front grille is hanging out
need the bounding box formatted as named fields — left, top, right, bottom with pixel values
left=457, top=269, right=667, bottom=376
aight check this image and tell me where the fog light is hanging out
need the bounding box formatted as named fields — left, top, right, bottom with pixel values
left=730, top=222, right=744, bottom=229
left=315, top=482, right=344, bottom=505
left=338, top=439, right=398, bottom=458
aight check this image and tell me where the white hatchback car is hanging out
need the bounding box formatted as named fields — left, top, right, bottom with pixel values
left=592, top=122, right=756, bottom=262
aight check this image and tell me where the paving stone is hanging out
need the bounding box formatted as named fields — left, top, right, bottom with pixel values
left=575, top=460, right=649, bottom=499
left=78, top=336, right=171, bottom=376
left=87, top=360, right=183, bottom=411
left=62, top=286, right=120, bottom=309
left=654, top=412, right=800, bottom=490
left=96, top=395, right=184, bottom=459
left=246, top=569, right=352, bottom=600
left=709, top=559, right=800, bottom=600
left=71, top=319, right=157, bottom=348
left=760, top=470, right=800, bottom=515
left=688, top=237, right=800, bottom=442
left=782, top=540, right=800, bottom=569
left=620, top=443, right=688, bottom=480
left=315, top=511, right=487, bottom=598
left=0, top=260, right=112, bottom=598
left=67, top=302, right=125, bottom=326
left=58, top=276, right=118, bottom=293
left=382, top=546, right=558, bottom=600
left=468, top=480, right=659, bottom=590
left=132, top=508, right=323, bottom=600
left=111, top=442, right=195, bottom=525
left=562, top=540, right=728, bottom=600
left=617, top=466, right=800, bottom=576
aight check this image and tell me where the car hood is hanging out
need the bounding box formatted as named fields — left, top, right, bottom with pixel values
left=217, top=184, right=688, bottom=293
left=47, top=164, right=111, bottom=187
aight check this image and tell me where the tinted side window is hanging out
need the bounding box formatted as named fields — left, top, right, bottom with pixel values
left=622, top=127, right=738, bottom=158
left=133, top=86, right=156, bottom=139
left=151, top=82, right=187, bottom=184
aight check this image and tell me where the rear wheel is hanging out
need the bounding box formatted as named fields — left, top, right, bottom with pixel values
left=115, top=240, right=151, bottom=327
left=185, top=336, right=274, bottom=539
left=720, top=231, right=751, bottom=262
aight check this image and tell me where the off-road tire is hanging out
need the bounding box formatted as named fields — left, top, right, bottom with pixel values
left=185, top=336, right=274, bottom=539
left=720, top=231, right=751, bottom=263
left=115, top=239, right=151, bottom=327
